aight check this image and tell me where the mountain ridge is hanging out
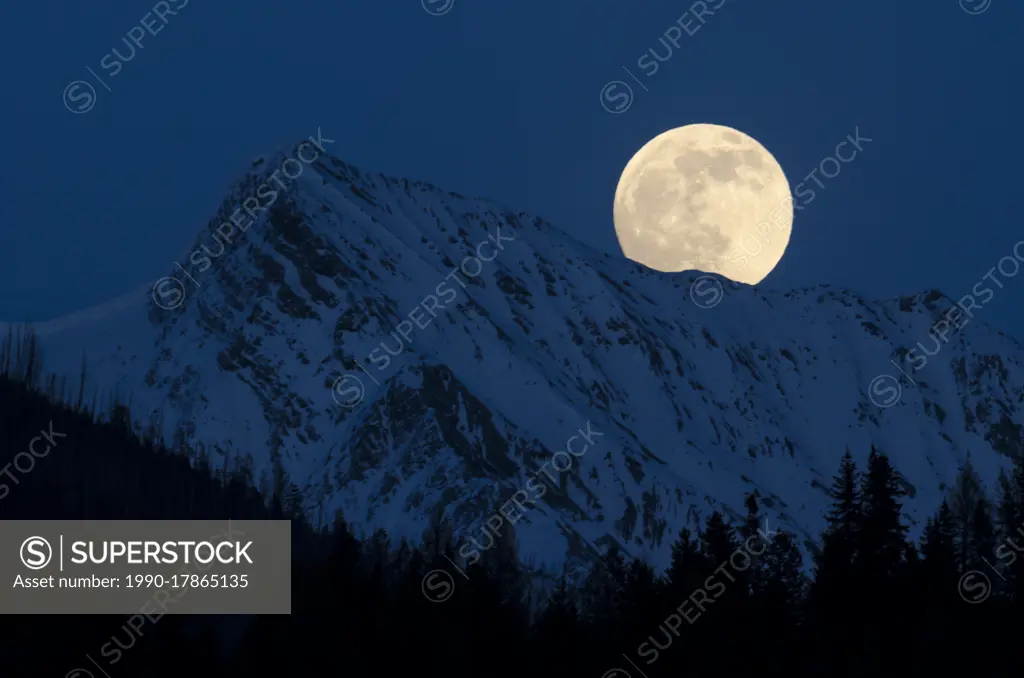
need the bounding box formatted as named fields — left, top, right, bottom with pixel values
left=18, top=143, right=1024, bottom=579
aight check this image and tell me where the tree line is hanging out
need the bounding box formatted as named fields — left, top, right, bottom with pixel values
left=1, top=327, right=1021, bottom=676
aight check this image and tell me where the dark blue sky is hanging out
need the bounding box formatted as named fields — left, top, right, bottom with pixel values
left=2, top=1, right=1020, bottom=337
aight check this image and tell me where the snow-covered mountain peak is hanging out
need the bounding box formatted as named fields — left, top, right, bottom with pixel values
left=23, top=146, right=1024, bottom=578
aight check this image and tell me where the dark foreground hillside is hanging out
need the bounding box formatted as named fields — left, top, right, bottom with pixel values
left=0, top=330, right=1022, bottom=677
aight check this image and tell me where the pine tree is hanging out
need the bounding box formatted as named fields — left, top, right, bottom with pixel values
left=808, top=449, right=866, bottom=678
left=823, top=448, right=863, bottom=557
left=920, top=500, right=957, bottom=573
left=996, top=467, right=1020, bottom=536
left=855, top=446, right=914, bottom=676
left=615, top=558, right=663, bottom=656
left=696, top=508, right=744, bottom=655
left=754, top=529, right=807, bottom=673
left=76, top=351, right=87, bottom=412
left=996, top=456, right=1024, bottom=603
left=740, top=492, right=767, bottom=595
left=758, top=530, right=807, bottom=617
left=858, top=446, right=910, bottom=580
left=665, top=526, right=706, bottom=597
left=580, top=546, right=629, bottom=629
left=700, top=510, right=740, bottom=564
left=950, top=456, right=986, bottom=572
left=327, top=510, right=361, bottom=578
left=812, top=449, right=863, bottom=607
left=914, top=499, right=959, bottom=650
left=969, top=495, right=997, bottom=574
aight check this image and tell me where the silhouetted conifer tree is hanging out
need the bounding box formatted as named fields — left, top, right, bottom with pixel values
left=665, top=526, right=706, bottom=596
left=808, top=448, right=864, bottom=677
left=951, top=456, right=987, bottom=571
left=858, top=446, right=910, bottom=579
left=996, top=457, right=1024, bottom=603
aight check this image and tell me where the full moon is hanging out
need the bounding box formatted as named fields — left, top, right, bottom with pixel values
left=613, top=124, right=792, bottom=284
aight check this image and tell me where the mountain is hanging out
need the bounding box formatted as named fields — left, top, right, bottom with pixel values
left=17, top=138, right=1024, bottom=580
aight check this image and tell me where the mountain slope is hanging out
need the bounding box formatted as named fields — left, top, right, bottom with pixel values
left=19, top=140, right=1024, bottom=578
